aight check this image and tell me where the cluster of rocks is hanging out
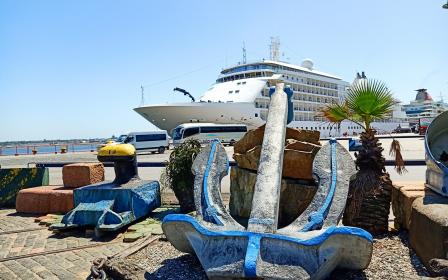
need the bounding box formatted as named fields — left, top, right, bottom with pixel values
left=232, top=124, right=321, bottom=180
left=229, top=125, right=322, bottom=226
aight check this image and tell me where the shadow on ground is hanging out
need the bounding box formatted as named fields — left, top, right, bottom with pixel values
left=144, top=255, right=207, bottom=280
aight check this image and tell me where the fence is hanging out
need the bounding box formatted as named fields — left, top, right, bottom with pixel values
left=0, top=143, right=101, bottom=156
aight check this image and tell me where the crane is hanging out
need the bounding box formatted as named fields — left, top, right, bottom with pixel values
left=173, top=87, right=195, bottom=102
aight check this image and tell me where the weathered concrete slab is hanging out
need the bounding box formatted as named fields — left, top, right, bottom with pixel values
left=409, top=195, right=448, bottom=268
left=391, top=184, right=435, bottom=230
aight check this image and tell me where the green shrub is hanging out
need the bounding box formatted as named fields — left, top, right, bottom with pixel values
left=161, top=139, right=201, bottom=213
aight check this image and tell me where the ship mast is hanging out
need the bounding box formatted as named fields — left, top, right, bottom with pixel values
left=242, top=41, right=247, bottom=64
left=269, top=37, right=280, bottom=61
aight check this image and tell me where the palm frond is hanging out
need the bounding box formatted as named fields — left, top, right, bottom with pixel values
left=319, top=102, right=351, bottom=124
left=389, top=139, right=407, bottom=175
left=346, top=79, right=395, bottom=125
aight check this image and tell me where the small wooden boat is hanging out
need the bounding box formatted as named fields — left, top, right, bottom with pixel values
left=425, top=111, right=448, bottom=196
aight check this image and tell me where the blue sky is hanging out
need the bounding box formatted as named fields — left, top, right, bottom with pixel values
left=1, top=0, right=447, bottom=141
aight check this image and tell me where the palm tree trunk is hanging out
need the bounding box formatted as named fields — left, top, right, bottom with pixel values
left=342, top=129, right=392, bottom=235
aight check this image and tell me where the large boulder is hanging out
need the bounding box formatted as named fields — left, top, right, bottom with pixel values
left=233, top=125, right=321, bottom=180
left=229, top=166, right=317, bottom=227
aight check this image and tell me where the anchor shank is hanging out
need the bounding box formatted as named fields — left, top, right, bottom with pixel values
left=247, top=83, right=288, bottom=233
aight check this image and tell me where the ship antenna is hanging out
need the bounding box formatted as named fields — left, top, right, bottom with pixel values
left=242, top=41, right=247, bottom=64
left=140, top=85, right=145, bottom=106
left=269, top=37, right=280, bottom=61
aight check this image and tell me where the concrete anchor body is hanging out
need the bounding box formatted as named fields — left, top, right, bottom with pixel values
left=162, top=84, right=373, bottom=279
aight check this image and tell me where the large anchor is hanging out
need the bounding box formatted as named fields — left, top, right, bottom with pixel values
left=162, top=83, right=373, bottom=279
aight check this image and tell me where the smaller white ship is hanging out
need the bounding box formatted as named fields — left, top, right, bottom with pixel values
left=403, top=88, right=448, bottom=125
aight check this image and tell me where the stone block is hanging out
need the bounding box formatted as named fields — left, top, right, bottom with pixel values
left=16, top=186, right=74, bottom=214
left=62, top=163, right=104, bottom=188
left=391, top=183, right=434, bottom=230
left=233, top=146, right=316, bottom=180
left=409, top=195, right=448, bottom=268
left=233, top=124, right=320, bottom=154
left=229, top=166, right=317, bottom=227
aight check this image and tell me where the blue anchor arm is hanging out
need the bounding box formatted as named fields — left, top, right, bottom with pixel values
left=192, top=139, right=243, bottom=230
left=279, top=139, right=355, bottom=233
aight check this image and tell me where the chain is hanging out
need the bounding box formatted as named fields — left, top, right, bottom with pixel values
left=89, top=257, right=107, bottom=280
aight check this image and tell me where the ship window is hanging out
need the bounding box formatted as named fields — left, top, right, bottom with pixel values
left=255, top=113, right=258, bottom=117
left=229, top=91, right=233, bottom=94
left=242, top=81, right=246, bottom=84
left=235, top=90, right=240, bottom=93
left=237, top=82, right=241, bottom=85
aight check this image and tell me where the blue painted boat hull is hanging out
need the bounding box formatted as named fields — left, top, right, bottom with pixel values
left=425, top=111, right=448, bottom=196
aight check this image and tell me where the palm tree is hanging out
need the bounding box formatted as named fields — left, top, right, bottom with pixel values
left=320, top=78, right=405, bottom=234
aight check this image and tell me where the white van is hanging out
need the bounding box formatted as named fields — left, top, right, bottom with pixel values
left=118, top=131, right=169, bottom=154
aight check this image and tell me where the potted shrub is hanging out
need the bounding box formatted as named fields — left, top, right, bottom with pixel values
left=161, top=139, right=201, bottom=213
left=320, top=78, right=406, bottom=234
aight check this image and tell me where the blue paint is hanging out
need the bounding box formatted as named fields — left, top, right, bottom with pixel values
left=201, top=139, right=224, bottom=226
left=268, top=86, right=294, bottom=124
left=348, top=138, right=362, bottom=151
left=301, top=139, right=337, bottom=232
left=284, top=86, right=294, bottom=124
left=163, top=214, right=373, bottom=245
left=244, top=234, right=261, bottom=277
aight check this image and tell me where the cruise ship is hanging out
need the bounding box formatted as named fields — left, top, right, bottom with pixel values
left=134, top=41, right=407, bottom=137
left=403, top=88, right=448, bottom=124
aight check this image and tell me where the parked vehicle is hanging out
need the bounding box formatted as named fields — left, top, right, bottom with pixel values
left=172, top=123, right=247, bottom=146
left=418, top=117, right=435, bottom=135
left=118, top=131, right=169, bottom=154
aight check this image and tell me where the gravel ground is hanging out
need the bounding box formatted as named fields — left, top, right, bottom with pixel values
left=125, top=231, right=433, bottom=280
left=128, top=238, right=207, bottom=280
left=331, top=231, right=430, bottom=280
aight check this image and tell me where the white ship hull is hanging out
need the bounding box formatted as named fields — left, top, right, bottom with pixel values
left=134, top=102, right=406, bottom=137
left=134, top=102, right=263, bottom=133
